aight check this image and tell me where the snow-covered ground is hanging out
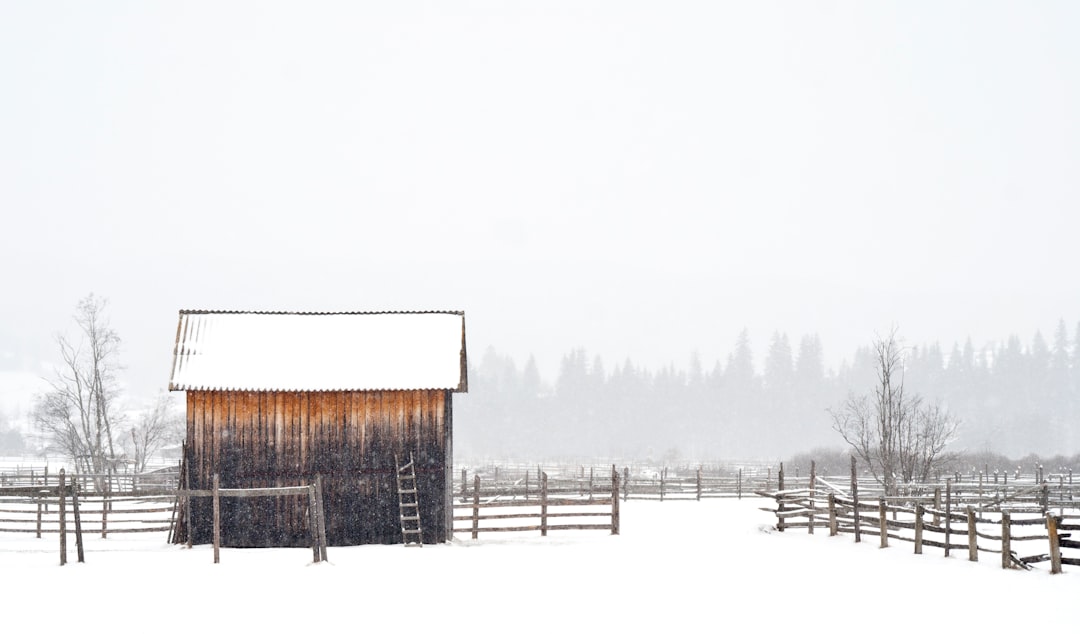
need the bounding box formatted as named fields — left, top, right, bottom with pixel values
left=1, top=498, right=1075, bottom=632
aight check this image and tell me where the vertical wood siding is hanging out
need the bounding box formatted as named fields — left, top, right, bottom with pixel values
left=185, top=389, right=450, bottom=547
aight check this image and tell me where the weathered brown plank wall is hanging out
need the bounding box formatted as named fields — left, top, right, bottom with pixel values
left=184, top=389, right=450, bottom=547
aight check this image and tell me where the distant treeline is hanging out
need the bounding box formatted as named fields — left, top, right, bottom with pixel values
left=455, top=322, right=1080, bottom=462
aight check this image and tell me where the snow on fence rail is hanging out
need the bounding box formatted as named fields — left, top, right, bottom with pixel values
left=453, top=469, right=620, bottom=538
left=757, top=462, right=1080, bottom=575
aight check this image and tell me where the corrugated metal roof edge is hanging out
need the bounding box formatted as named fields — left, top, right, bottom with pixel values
left=177, top=309, right=465, bottom=316
left=167, top=385, right=467, bottom=393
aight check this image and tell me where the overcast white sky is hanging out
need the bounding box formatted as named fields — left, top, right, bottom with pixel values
left=2, top=1, right=1079, bottom=400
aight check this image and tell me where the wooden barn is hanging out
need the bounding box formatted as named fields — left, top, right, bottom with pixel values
left=167, top=310, right=467, bottom=547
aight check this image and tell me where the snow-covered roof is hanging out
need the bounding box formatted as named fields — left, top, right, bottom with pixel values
left=168, top=310, right=467, bottom=392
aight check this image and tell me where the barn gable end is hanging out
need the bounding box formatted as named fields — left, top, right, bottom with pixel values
left=168, top=310, right=466, bottom=547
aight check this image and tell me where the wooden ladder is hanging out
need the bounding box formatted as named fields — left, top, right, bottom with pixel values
left=395, top=453, right=423, bottom=547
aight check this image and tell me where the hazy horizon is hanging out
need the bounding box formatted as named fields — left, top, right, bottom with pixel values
left=3, top=3, right=1079, bottom=453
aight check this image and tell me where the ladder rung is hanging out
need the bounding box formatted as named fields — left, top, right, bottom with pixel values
left=399, top=489, right=417, bottom=495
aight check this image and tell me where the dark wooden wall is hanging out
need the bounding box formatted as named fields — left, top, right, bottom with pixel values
left=183, top=389, right=452, bottom=547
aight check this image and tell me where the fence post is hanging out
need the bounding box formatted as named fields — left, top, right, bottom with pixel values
left=59, top=469, right=67, bottom=566
left=540, top=472, right=549, bottom=537
left=315, top=475, right=328, bottom=562
left=308, top=485, right=321, bottom=563
left=212, top=473, right=221, bottom=564
left=967, top=506, right=978, bottom=562
left=72, top=477, right=84, bottom=564
left=611, top=465, right=620, bottom=536
left=623, top=467, right=630, bottom=502
left=461, top=468, right=467, bottom=502
left=851, top=456, right=860, bottom=544
left=777, top=463, right=785, bottom=533
left=1048, top=514, right=1062, bottom=574
left=36, top=497, right=42, bottom=539
left=589, top=467, right=594, bottom=501
left=471, top=475, right=480, bottom=540
left=933, top=487, right=941, bottom=527
left=525, top=470, right=530, bottom=501
left=660, top=468, right=666, bottom=502
left=1001, top=511, right=1012, bottom=569
left=828, top=494, right=837, bottom=536
left=696, top=466, right=702, bottom=502
left=738, top=468, right=742, bottom=500
left=809, top=461, right=816, bottom=535
left=101, top=475, right=110, bottom=539
left=914, top=503, right=924, bottom=554
left=944, top=480, right=952, bottom=557
left=184, top=448, right=193, bottom=549
left=878, top=497, right=888, bottom=548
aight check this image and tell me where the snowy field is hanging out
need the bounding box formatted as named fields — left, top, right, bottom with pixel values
left=1, top=497, right=1076, bottom=632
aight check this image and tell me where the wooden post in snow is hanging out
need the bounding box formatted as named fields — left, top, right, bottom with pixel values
left=315, top=474, right=328, bottom=562
left=212, top=474, right=221, bottom=564
left=307, top=484, right=320, bottom=563
left=828, top=494, right=837, bottom=537
left=777, top=463, right=786, bottom=533
left=967, top=506, right=978, bottom=562
left=72, top=477, right=84, bottom=564
left=1048, top=514, right=1063, bottom=574
left=611, top=465, right=620, bottom=536
left=59, top=469, right=67, bottom=566
left=878, top=497, right=888, bottom=548
left=944, top=480, right=953, bottom=557
left=808, top=461, right=816, bottom=535
left=851, top=456, right=861, bottom=544
left=540, top=472, right=549, bottom=537
left=914, top=503, right=924, bottom=554
left=1001, top=511, right=1012, bottom=569
left=933, top=487, right=942, bottom=527
left=471, top=475, right=480, bottom=540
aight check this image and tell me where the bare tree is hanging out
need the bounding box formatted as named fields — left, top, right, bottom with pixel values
left=830, top=329, right=959, bottom=495
left=127, top=391, right=184, bottom=473
left=33, top=294, right=124, bottom=487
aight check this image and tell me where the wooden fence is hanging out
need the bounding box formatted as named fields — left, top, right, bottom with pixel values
left=758, top=460, right=1080, bottom=574
left=172, top=474, right=329, bottom=564
left=0, top=468, right=86, bottom=565
left=453, top=469, right=620, bottom=538
left=0, top=465, right=180, bottom=495
left=455, top=463, right=777, bottom=503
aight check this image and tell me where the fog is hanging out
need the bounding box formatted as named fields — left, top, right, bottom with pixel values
left=2, top=3, right=1079, bottom=458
